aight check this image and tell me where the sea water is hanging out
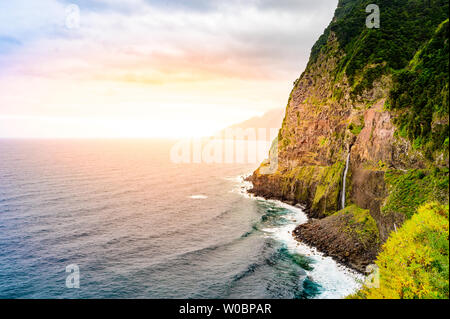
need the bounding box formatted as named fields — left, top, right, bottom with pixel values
left=0, top=139, right=361, bottom=298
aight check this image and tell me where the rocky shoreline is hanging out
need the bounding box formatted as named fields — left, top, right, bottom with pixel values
left=292, top=217, right=376, bottom=274
left=245, top=175, right=373, bottom=274
left=243, top=0, right=449, bottom=298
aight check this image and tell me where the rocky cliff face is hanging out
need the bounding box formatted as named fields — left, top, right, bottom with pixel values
left=249, top=0, right=449, bottom=272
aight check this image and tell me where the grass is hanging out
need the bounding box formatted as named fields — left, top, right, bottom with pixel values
left=350, top=202, right=449, bottom=299
left=348, top=122, right=364, bottom=136
left=338, top=204, right=380, bottom=248
left=382, top=168, right=449, bottom=219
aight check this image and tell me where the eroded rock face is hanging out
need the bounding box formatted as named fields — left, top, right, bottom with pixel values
left=352, top=100, right=396, bottom=167
left=250, top=32, right=403, bottom=220
left=249, top=32, right=415, bottom=267
left=249, top=0, right=448, bottom=282
left=349, top=167, right=405, bottom=242
left=247, top=172, right=283, bottom=201
left=276, top=35, right=349, bottom=170
left=293, top=206, right=380, bottom=273
left=249, top=161, right=344, bottom=218
left=351, top=100, right=425, bottom=170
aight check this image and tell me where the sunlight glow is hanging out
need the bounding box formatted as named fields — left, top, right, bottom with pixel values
left=0, top=0, right=337, bottom=138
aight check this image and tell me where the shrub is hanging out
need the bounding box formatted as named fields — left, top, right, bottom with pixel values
left=351, top=202, right=449, bottom=299
left=387, top=19, right=449, bottom=158
left=382, top=168, right=449, bottom=219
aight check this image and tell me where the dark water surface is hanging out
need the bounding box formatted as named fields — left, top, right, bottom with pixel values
left=0, top=139, right=360, bottom=298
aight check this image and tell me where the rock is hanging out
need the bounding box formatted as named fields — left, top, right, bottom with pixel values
left=246, top=5, right=443, bottom=275
left=292, top=209, right=379, bottom=273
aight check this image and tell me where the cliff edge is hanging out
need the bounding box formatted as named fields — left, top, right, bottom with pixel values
left=249, top=0, right=449, bottom=285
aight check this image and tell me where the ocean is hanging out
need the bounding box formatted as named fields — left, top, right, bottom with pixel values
left=0, top=139, right=361, bottom=298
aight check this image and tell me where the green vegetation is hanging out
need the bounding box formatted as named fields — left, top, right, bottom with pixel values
left=278, top=89, right=296, bottom=150
left=311, top=1, right=449, bottom=160
left=388, top=19, right=449, bottom=159
left=348, top=122, right=364, bottom=136
left=309, top=0, right=448, bottom=98
left=285, top=0, right=449, bottom=299
left=351, top=64, right=384, bottom=97
left=279, top=161, right=345, bottom=217
left=351, top=202, right=449, bottom=299
left=317, top=136, right=328, bottom=147
left=382, top=168, right=449, bottom=219
left=311, top=162, right=345, bottom=215
left=302, top=1, right=448, bottom=161
left=350, top=167, right=450, bottom=298
left=338, top=205, right=379, bottom=248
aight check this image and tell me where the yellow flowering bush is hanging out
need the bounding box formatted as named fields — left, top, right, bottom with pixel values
left=350, top=202, right=449, bottom=299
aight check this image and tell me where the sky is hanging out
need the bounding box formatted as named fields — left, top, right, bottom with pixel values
left=0, top=0, right=337, bottom=138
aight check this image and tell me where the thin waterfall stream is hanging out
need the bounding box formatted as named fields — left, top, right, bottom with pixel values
left=341, top=152, right=350, bottom=209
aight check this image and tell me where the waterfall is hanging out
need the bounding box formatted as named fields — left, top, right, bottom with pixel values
left=341, top=152, right=350, bottom=210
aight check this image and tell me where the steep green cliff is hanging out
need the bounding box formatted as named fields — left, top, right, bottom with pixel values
left=249, top=0, right=449, bottom=298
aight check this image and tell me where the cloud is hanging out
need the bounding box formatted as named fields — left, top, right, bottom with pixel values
left=0, top=0, right=337, bottom=80
left=0, top=0, right=338, bottom=137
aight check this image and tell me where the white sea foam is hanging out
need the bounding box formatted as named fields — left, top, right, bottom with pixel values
left=233, top=174, right=364, bottom=299
left=188, top=195, right=208, bottom=199
left=263, top=212, right=363, bottom=299
left=229, top=173, right=254, bottom=197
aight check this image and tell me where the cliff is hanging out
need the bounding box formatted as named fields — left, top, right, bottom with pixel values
left=249, top=0, right=449, bottom=285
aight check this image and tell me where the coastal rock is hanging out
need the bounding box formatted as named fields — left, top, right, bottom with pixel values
left=249, top=1, right=449, bottom=270
left=293, top=205, right=379, bottom=273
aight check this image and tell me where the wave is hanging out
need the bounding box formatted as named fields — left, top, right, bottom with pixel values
left=232, top=173, right=363, bottom=299
left=188, top=195, right=208, bottom=199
